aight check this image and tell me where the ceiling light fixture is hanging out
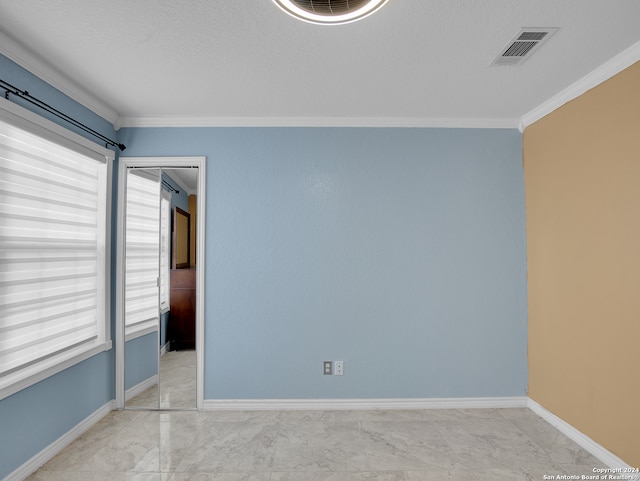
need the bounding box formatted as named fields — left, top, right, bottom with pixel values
left=273, top=0, right=389, bottom=25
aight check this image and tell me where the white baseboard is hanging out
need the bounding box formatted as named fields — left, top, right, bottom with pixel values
left=204, top=396, right=636, bottom=470
left=125, top=374, right=158, bottom=402
left=527, top=398, right=634, bottom=470
left=5, top=400, right=115, bottom=481
left=202, top=396, right=529, bottom=411
left=7, top=394, right=633, bottom=480
left=160, top=342, right=169, bottom=356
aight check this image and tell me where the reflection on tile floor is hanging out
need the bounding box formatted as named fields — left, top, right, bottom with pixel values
left=126, top=350, right=196, bottom=410
left=26, top=408, right=608, bottom=480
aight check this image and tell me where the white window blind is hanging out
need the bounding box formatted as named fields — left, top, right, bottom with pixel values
left=125, top=170, right=160, bottom=339
left=0, top=115, right=108, bottom=398
left=159, top=191, right=171, bottom=313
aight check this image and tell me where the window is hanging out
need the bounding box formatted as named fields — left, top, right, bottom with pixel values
left=0, top=100, right=112, bottom=400
left=124, top=169, right=160, bottom=339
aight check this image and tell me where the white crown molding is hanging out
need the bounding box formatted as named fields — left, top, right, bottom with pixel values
left=0, top=31, right=120, bottom=127
left=4, top=25, right=638, bottom=134
left=520, top=40, right=640, bottom=132
left=203, top=396, right=529, bottom=411
left=527, top=398, right=635, bottom=470
left=5, top=400, right=115, bottom=481
left=116, top=115, right=521, bottom=130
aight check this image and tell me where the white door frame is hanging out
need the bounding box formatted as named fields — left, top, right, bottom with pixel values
left=116, top=156, right=206, bottom=409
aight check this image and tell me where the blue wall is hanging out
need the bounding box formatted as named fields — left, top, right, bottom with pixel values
left=118, top=127, right=528, bottom=400
left=0, top=354, right=114, bottom=477
left=125, top=332, right=158, bottom=390
left=0, top=55, right=118, bottom=479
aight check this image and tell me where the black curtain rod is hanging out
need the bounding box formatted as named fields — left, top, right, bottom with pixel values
left=0, top=78, right=126, bottom=152
left=162, top=179, right=179, bottom=194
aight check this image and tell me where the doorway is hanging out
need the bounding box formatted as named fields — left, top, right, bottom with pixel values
left=116, top=157, right=206, bottom=410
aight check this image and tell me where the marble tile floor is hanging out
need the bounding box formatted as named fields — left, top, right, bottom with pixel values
left=127, top=350, right=197, bottom=410
left=25, top=408, right=607, bottom=481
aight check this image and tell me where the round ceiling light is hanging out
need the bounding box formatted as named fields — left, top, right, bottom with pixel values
left=273, top=0, right=389, bottom=25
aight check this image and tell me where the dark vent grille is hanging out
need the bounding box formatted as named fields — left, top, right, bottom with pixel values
left=290, top=0, right=372, bottom=15
left=503, top=41, right=538, bottom=57
left=491, top=28, right=558, bottom=66
left=518, top=31, right=548, bottom=41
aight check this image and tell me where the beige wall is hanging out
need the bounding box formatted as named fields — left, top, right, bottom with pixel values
left=524, top=61, right=640, bottom=466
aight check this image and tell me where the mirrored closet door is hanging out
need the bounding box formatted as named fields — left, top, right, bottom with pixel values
left=123, top=167, right=198, bottom=410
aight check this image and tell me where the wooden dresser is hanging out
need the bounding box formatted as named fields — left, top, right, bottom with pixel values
left=168, top=268, right=196, bottom=350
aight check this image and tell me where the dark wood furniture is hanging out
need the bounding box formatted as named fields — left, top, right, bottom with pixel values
left=168, top=268, right=196, bottom=350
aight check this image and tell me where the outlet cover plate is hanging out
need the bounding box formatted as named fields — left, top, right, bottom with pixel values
left=323, top=361, right=332, bottom=375
left=335, top=360, right=344, bottom=376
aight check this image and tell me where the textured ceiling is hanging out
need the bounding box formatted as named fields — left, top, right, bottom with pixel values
left=0, top=0, right=639, bottom=127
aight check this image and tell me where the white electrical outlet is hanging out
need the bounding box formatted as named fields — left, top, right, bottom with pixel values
left=335, top=360, right=344, bottom=376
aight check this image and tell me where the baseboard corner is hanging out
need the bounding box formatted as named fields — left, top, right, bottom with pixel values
left=527, top=397, right=633, bottom=470
left=5, top=400, right=115, bottom=481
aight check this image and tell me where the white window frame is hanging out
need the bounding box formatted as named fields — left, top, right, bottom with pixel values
left=0, top=96, right=113, bottom=401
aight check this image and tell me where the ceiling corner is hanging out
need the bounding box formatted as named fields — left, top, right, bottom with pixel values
left=0, top=30, right=120, bottom=128
left=520, top=39, right=640, bottom=130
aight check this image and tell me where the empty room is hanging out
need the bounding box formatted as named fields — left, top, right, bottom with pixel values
left=0, top=1, right=639, bottom=480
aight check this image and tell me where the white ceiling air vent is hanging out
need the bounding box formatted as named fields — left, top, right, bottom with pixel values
left=273, top=0, right=389, bottom=25
left=491, top=28, right=559, bottom=66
